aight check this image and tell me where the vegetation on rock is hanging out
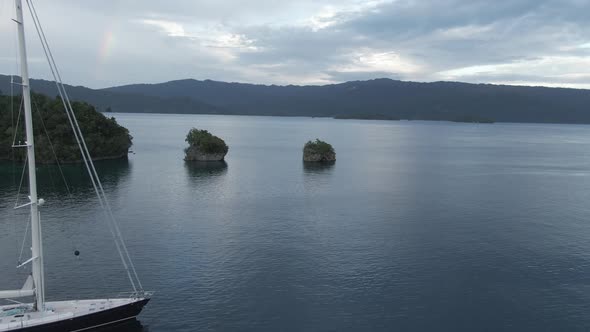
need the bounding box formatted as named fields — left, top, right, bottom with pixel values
left=303, top=139, right=336, bottom=162
left=0, top=93, right=132, bottom=164
left=184, top=128, right=228, bottom=161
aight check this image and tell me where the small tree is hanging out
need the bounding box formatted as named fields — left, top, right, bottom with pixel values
left=304, top=139, right=334, bottom=155
left=185, top=128, right=228, bottom=154
left=303, top=139, right=335, bottom=162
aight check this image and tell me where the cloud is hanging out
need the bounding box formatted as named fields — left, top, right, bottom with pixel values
left=138, top=19, right=187, bottom=38
left=324, top=70, right=401, bottom=82
left=334, top=49, right=422, bottom=75
left=0, top=0, right=589, bottom=88
left=438, top=55, right=590, bottom=88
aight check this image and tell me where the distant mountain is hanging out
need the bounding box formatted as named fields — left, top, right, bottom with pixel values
left=0, top=75, right=220, bottom=114
left=104, top=78, right=590, bottom=123
left=3, top=74, right=590, bottom=124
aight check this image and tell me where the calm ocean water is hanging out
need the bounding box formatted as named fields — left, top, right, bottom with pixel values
left=2, top=114, right=590, bottom=331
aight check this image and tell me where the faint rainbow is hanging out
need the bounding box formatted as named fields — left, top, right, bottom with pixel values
left=98, top=29, right=115, bottom=65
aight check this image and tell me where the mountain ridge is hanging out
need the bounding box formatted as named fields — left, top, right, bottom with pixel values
left=0, top=75, right=222, bottom=115
left=103, top=77, right=590, bottom=123
left=3, top=74, right=590, bottom=124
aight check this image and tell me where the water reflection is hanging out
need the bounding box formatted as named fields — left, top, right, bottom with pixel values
left=302, top=161, right=335, bottom=175
left=94, top=319, right=148, bottom=332
left=0, top=158, right=131, bottom=198
left=184, top=160, right=228, bottom=180
left=302, top=161, right=335, bottom=195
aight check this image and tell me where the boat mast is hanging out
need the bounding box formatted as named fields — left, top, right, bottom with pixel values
left=15, top=0, right=45, bottom=311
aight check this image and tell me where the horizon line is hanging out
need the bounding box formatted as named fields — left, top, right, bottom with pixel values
left=1, top=73, right=588, bottom=92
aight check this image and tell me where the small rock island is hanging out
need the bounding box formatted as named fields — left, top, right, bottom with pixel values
left=303, top=139, right=336, bottom=162
left=0, top=93, right=132, bottom=164
left=184, top=128, right=228, bottom=161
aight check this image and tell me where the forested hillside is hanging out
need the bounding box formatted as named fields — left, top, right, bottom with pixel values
left=0, top=93, right=132, bottom=163
left=3, top=75, right=590, bottom=124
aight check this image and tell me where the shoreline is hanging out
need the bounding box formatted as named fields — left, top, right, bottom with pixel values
left=0, top=153, right=128, bottom=165
left=105, top=112, right=590, bottom=125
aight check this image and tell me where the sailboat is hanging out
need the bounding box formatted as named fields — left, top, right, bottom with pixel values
left=1, top=1, right=151, bottom=331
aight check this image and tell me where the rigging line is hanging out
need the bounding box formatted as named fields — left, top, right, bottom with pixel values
left=31, top=95, right=82, bottom=251
left=11, top=97, right=24, bottom=146
left=31, top=97, right=58, bottom=190
left=13, top=0, right=19, bottom=79
left=64, top=93, right=142, bottom=293
left=28, top=0, right=144, bottom=292
left=11, top=0, right=19, bottom=146
left=31, top=62, right=136, bottom=294
left=11, top=206, right=18, bottom=268
left=40, top=70, right=140, bottom=293
left=14, top=153, right=28, bottom=208
left=11, top=12, right=21, bottom=191
left=10, top=83, right=15, bottom=186
left=28, top=1, right=143, bottom=295
left=17, top=212, right=31, bottom=265
left=27, top=1, right=140, bottom=293
left=41, top=74, right=139, bottom=292
left=11, top=186, right=20, bottom=268
left=10, top=90, right=14, bottom=164
left=10, top=83, right=14, bottom=140
left=31, top=95, right=71, bottom=195
left=25, top=0, right=138, bottom=294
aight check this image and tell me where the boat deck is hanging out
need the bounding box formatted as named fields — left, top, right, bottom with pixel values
left=0, top=297, right=143, bottom=331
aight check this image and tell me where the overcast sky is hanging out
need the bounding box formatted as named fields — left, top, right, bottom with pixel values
left=1, top=0, right=590, bottom=89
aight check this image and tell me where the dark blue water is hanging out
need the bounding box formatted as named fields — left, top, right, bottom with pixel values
left=2, top=114, right=590, bottom=331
